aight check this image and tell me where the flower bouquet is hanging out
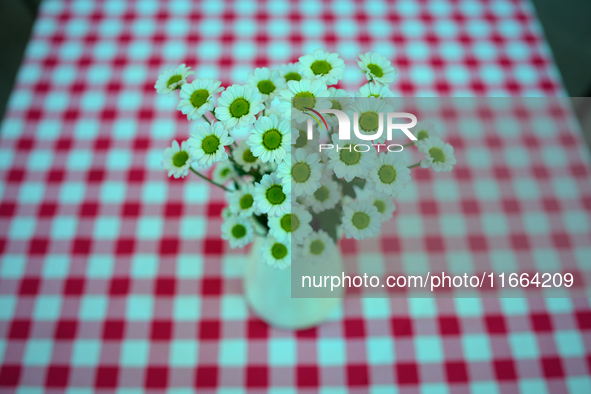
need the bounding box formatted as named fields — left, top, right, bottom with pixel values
left=155, top=49, right=456, bottom=327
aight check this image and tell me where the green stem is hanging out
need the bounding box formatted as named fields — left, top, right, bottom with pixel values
left=402, top=142, right=415, bottom=148
left=190, top=167, right=231, bottom=191
left=202, top=115, right=211, bottom=125
left=408, top=162, right=421, bottom=169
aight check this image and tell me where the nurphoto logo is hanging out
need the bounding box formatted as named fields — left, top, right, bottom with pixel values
left=303, top=106, right=419, bottom=153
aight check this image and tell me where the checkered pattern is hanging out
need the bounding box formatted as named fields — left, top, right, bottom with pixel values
left=1, top=0, right=590, bottom=392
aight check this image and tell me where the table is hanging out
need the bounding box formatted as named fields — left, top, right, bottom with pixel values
left=1, top=0, right=590, bottom=392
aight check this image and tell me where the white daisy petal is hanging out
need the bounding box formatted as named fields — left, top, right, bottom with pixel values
left=212, top=161, right=236, bottom=185
left=346, top=98, right=394, bottom=144
left=325, top=87, right=352, bottom=127
left=303, top=176, right=340, bottom=213
left=261, top=236, right=291, bottom=269
left=298, top=49, right=346, bottom=85
left=356, top=82, right=395, bottom=98
left=221, top=215, right=254, bottom=248
left=277, top=148, right=323, bottom=197
left=216, top=84, right=265, bottom=129
left=253, top=173, right=291, bottom=217
left=161, top=140, right=193, bottom=179
left=278, top=62, right=304, bottom=84
left=187, top=122, right=234, bottom=168
left=357, top=52, right=397, bottom=85
left=247, top=67, right=287, bottom=104
left=278, top=79, right=331, bottom=123
left=247, top=114, right=291, bottom=164
left=233, top=141, right=262, bottom=172
left=366, top=152, right=411, bottom=197
left=227, top=183, right=258, bottom=217
left=417, top=136, right=456, bottom=172
left=177, top=78, right=224, bottom=121
left=356, top=188, right=397, bottom=223
left=341, top=201, right=382, bottom=240
left=154, top=64, right=194, bottom=95
left=326, top=134, right=377, bottom=182
left=411, top=120, right=439, bottom=146
left=301, top=230, right=335, bottom=264
left=267, top=204, right=313, bottom=244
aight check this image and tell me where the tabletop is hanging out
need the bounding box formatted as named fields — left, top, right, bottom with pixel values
left=1, top=0, right=591, bottom=392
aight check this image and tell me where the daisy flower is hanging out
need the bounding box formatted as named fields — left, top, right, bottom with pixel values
left=216, top=84, right=265, bottom=129
left=161, top=140, right=193, bottom=179
left=357, top=52, right=396, bottom=85
left=411, top=120, right=438, bottom=145
left=302, top=230, right=335, bottom=264
left=298, top=49, right=346, bottom=85
left=291, top=124, right=320, bottom=152
left=221, top=206, right=233, bottom=219
left=268, top=204, right=314, bottom=244
left=264, top=98, right=288, bottom=121
left=187, top=122, right=234, bottom=168
left=221, top=215, right=254, bottom=248
left=247, top=114, right=291, bottom=164
left=278, top=79, right=331, bottom=123
left=233, top=142, right=261, bottom=172
left=261, top=236, right=292, bottom=269
left=279, top=62, right=303, bottom=83
left=253, top=173, right=290, bottom=217
left=212, top=161, right=235, bottom=185
left=326, top=134, right=377, bottom=182
left=341, top=201, right=382, bottom=240
left=356, top=82, right=395, bottom=98
left=417, top=136, right=457, bottom=172
left=247, top=67, right=286, bottom=103
left=366, top=152, right=411, bottom=197
left=357, top=189, right=397, bottom=223
left=326, top=87, right=352, bottom=126
left=177, top=78, right=224, bottom=121
left=277, top=148, right=323, bottom=196
left=293, top=205, right=314, bottom=244
left=154, top=64, right=194, bottom=95
left=304, top=176, right=340, bottom=213
left=227, top=183, right=258, bottom=217
left=348, top=98, right=394, bottom=144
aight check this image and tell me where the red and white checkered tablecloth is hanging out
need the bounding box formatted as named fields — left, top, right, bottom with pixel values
left=1, top=0, right=591, bottom=392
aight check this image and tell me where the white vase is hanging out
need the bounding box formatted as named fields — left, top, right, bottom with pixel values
left=244, top=237, right=344, bottom=329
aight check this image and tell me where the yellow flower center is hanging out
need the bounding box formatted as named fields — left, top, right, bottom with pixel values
left=310, top=60, right=332, bottom=75
left=262, top=129, right=283, bottom=151
left=294, top=92, right=315, bottom=111
left=352, top=212, right=370, bottom=229
left=292, top=162, right=311, bottom=183
left=310, top=240, right=324, bottom=255
left=257, top=80, right=276, bottom=95
left=284, top=72, right=301, bottom=82
left=201, top=135, right=220, bottom=154
left=367, top=64, right=384, bottom=78
left=167, top=75, right=183, bottom=88
left=172, top=151, right=189, bottom=167
left=429, top=147, right=445, bottom=163
left=266, top=185, right=286, bottom=205
left=190, top=89, right=209, bottom=108
left=230, top=98, right=250, bottom=118
left=377, top=165, right=396, bottom=184
left=231, top=224, right=247, bottom=238
left=271, top=243, right=288, bottom=259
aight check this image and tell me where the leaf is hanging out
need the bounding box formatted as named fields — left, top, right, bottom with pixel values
left=340, top=181, right=357, bottom=198
left=312, top=209, right=342, bottom=243
left=334, top=176, right=367, bottom=199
